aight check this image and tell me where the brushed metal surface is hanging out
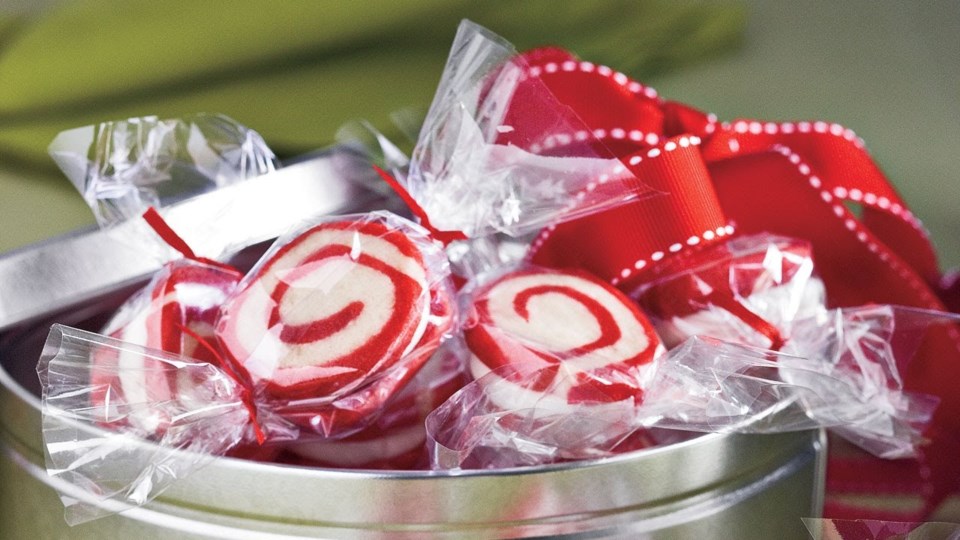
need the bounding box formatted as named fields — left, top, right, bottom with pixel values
left=0, top=419, right=823, bottom=539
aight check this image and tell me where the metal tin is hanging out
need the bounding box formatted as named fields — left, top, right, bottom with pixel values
left=0, top=156, right=826, bottom=538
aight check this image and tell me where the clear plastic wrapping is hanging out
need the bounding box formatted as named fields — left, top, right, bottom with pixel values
left=101, top=258, right=242, bottom=362
left=284, top=343, right=468, bottom=469
left=629, top=233, right=827, bottom=349
left=38, top=325, right=277, bottom=525
left=215, top=210, right=456, bottom=437
left=461, top=265, right=665, bottom=410
left=38, top=210, right=458, bottom=521
left=68, top=206, right=244, bottom=437
left=780, top=306, right=949, bottom=458
left=399, top=20, right=653, bottom=239
left=427, top=304, right=949, bottom=470
left=802, top=518, right=960, bottom=539
left=49, top=113, right=278, bottom=228
left=428, top=264, right=666, bottom=468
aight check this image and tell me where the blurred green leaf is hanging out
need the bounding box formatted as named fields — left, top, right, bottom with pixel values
left=0, top=12, right=27, bottom=54
left=0, top=0, right=745, bottom=174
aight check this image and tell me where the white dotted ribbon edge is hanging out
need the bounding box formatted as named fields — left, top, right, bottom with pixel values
left=771, top=144, right=940, bottom=309
left=724, top=120, right=867, bottom=150
left=520, top=64, right=946, bottom=321
left=526, top=135, right=710, bottom=272
left=525, top=60, right=660, bottom=100
left=609, top=224, right=736, bottom=287
left=523, top=60, right=722, bottom=145
left=529, top=128, right=660, bottom=154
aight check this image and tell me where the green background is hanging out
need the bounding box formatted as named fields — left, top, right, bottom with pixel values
left=0, top=1, right=957, bottom=273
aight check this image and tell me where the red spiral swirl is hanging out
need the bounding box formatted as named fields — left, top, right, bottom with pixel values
left=93, top=261, right=241, bottom=434
left=465, top=268, right=662, bottom=411
left=217, top=219, right=442, bottom=400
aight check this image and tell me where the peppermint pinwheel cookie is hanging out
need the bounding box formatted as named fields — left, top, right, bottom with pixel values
left=286, top=347, right=467, bottom=469
left=93, top=259, right=243, bottom=433
left=464, top=267, right=663, bottom=413
left=216, top=212, right=454, bottom=434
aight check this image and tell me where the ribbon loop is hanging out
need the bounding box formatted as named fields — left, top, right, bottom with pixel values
left=509, top=45, right=960, bottom=521
left=530, top=135, right=730, bottom=291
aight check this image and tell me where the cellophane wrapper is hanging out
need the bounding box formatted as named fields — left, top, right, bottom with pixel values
left=629, top=233, right=827, bottom=349
left=214, top=210, right=456, bottom=438
left=100, top=257, right=243, bottom=367
left=402, top=20, right=654, bottom=239
left=283, top=343, right=469, bottom=470
left=427, top=306, right=948, bottom=470
left=802, top=518, right=960, bottom=539
left=92, top=255, right=247, bottom=435
left=428, top=359, right=655, bottom=470
left=429, top=263, right=667, bottom=469
left=37, top=325, right=290, bottom=525
left=37, top=210, right=458, bottom=520
left=49, top=113, right=278, bottom=229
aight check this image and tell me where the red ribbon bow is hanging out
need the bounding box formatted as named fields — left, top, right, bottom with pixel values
left=502, top=47, right=960, bottom=521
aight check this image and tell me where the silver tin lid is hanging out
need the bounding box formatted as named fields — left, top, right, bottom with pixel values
left=0, top=150, right=388, bottom=332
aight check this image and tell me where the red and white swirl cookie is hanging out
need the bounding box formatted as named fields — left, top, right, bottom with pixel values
left=464, top=267, right=663, bottom=413
left=217, top=215, right=453, bottom=406
left=285, top=347, right=467, bottom=469
left=94, top=260, right=242, bottom=434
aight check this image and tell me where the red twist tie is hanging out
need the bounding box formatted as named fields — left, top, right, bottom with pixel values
left=141, top=207, right=236, bottom=271
left=703, top=290, right=785, bottom=351
left=371, top=165, right=467, bottom=246
left=177, top=324, right=267, bottom=445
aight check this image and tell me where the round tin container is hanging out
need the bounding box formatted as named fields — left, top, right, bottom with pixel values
left=2, top=336, right=825, bottom=539
left=0, top=156, right=825, bottom=538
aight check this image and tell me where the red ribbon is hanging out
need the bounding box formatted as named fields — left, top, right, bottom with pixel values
left=507, top=47, right=960, bottom=520
left=141, top=207, right=237, bottom=272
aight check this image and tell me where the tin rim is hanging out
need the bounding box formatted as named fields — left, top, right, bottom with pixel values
left=1, top=300, right=825, bottom=539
